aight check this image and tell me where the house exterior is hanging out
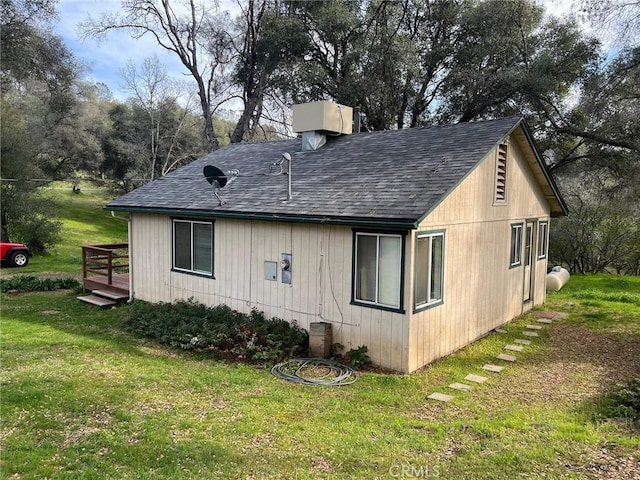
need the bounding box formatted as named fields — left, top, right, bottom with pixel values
left=106, top=104, right=567, bottom=373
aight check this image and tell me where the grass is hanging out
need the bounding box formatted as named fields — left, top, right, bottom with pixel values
left=2, top=182, right=128, bottom=276
left=1, top=186, right=639, bottom=478
left=2, top=283, right=639, bottom=479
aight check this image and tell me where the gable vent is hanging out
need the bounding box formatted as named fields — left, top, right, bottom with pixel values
left=494, top=141, right=508, bottom=203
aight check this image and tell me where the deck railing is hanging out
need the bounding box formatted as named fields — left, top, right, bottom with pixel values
left=82, top=243, right=129, bottom=286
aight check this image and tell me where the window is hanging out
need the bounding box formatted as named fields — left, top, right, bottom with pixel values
left=538, top=221, right=548, bottom=259
left=173, top=219, right=213, bottom=276
left=510, top=223, right=523, bottom=267
left=414, top=231, right=445, bottom=311
left=494, top=141, right=508, bottom=203
left=353, top=232, right=404, bottom=311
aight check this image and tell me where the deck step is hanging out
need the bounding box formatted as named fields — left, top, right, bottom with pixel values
left=77, top=294, right=118, bottom=308
left=92, top=289, right=129, bottom=301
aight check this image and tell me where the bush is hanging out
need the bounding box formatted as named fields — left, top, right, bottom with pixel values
left=0, top=275, right=80, bottom=293
left=121, top=299, right=309, bottom=363
left=597, top=378, right=640, bottom=421
left=345, top=345, right=370, bottom=369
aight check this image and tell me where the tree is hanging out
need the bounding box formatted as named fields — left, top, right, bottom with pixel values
left=120, top=56, right=207, bottom=180
left=80, top=0, right=232, bottom=150
left=577, top=0, right=640, bottom=48
left=550, top=172, right=640, bottom=275
left=0, top=0, right=77, bottom=248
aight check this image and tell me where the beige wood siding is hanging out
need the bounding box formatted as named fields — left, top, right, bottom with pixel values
left=129, top=215, right=409, bottom=371
left=408, top=135, right=551, bottom=372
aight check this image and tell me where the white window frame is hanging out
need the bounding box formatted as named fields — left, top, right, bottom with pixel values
left=538, top=221, right=548, bottom=259
left=414, top=231, right=445, bottom=312
left=353, top=231, right=404, bottom=312
left=172, top=219, right=214, bottom=276
left=510, top=223, right=523, bottom=267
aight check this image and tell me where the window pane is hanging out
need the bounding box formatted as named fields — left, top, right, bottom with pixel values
left=174, top=222, right=192, bottom=270
left=430, top=235, right=443, bottom=301
left=511, top=225, right=521, bottom=265
left=193, top=223, right=212, bottom=273
left=539, top=223, right=548, bottom=258
left=415, top=237, right=429, bottom=305
left=378, top=236, right=401, bottom=308
left=356, top=235, right=377, bottom=302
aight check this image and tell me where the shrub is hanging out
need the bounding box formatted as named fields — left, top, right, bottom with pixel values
left=0, top=275, right=80, bottom=293
left=597, top=378, right=640, bottom=421
left=345, top=345, right=370, bottom=369
left=120, top=299, right=309, bottom=363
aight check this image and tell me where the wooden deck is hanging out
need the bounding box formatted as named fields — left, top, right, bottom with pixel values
left=81, top=244, right=129, bottom=297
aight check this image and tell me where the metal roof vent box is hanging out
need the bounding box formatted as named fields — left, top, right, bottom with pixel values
left=292, top=101, right=353, bottom=151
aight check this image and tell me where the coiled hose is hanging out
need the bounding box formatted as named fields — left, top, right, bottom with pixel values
left=271, top=358, right=357, bottom=386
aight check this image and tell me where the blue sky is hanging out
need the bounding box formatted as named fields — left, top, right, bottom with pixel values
left=54, top=0, right=592, bottom=102
left=55, top=0, right=239, bottom=100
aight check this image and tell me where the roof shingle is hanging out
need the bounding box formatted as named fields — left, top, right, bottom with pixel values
left=107, top=117, right=525, bottom=227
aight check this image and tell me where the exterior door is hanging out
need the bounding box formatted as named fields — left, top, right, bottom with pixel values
left=523, top=221, right=535, bottom=302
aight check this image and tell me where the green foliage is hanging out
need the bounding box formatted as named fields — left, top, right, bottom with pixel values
left=596, top=379, right=640, bottom=421
left=121, top=300, right=309, bottom=363
left=0, top=274, right=80, bottom=293
left=345, top=345, right=370, bottom=369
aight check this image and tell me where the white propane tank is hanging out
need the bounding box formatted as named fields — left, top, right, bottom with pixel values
left=546, top=266, right=570, bottom=291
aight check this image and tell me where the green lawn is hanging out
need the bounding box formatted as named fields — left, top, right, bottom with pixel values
left=2, top=276, right=639, bottom=479
left=3, top=182, right=128, bottom=276
left=1, top=186, right=639, bottom=478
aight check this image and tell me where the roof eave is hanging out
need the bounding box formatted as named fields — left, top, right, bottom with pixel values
left=105, top=205, right=419, bottom=230
left=519, top=120, right=569, bottom=217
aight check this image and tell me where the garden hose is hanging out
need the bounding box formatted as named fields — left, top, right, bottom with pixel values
left=271, top=358, right=357, bottom=386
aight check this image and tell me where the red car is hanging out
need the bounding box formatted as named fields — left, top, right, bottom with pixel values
left=0, top=242, right=32, bottom=267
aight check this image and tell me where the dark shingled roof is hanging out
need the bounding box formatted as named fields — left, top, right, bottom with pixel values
left=107, top=116, right=561, bottom=228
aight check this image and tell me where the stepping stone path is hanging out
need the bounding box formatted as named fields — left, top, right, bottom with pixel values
left=483, top=364, right=504, bottom=373
left=465, top=374, right=488, bottom=383
left=428, top=392, right=454, bottom=402
left=497, top=353, right=517, bottom=362
left=504, top=344, right=524, bottom=352
left=449, top=382, right=473, bottom=391
left=426, top=311, right=565, bottom=403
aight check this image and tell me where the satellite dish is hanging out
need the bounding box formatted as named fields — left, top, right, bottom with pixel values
left=204, top=165, right=230, bottom=188
left=203, top=165, right=240, bottom=206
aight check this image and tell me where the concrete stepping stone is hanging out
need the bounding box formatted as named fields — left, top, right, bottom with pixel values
left=464, top=374, right=488, bottom=383
left=495, top=328, right=508, bottom=334
left=504, top=344, right=524, bottom=352
left=448, top=382, right=473, bottom=391
left=482, top=364, right=504, bottom=373
left=428, top=392, right=454, bottom=402
left=522, top=331, right=539, bottom=337
left=536, top=318, right=552, bottom=324
left=526, top=324, right=543, bottom=330
left=497, top=353, right=517, bottom=362
left=514, top=339, right=531, bottom=345
left=554, top=312, right=569, bottom=320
